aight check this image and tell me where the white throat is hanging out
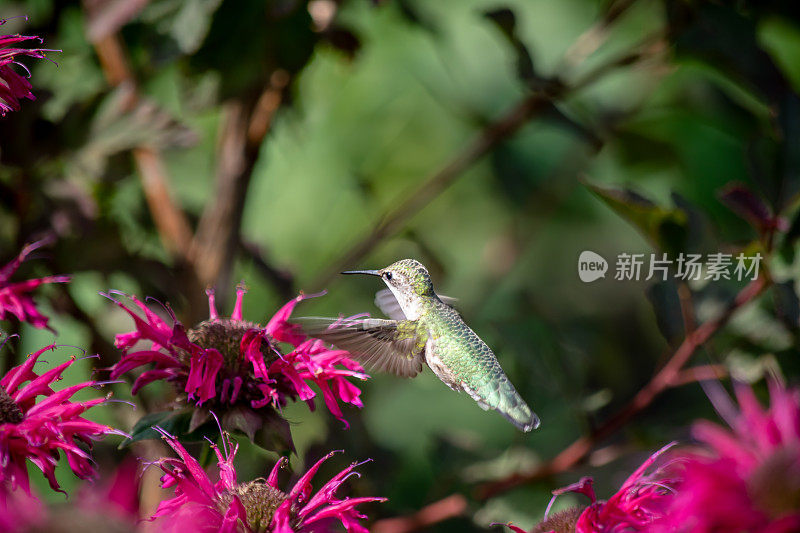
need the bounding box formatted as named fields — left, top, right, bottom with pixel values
left=384, top=283, right=423, bottom=320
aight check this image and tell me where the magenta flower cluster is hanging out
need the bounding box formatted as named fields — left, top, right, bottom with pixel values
left=0, top=240, right=384, bottom=532
left=501, top=443, right=681, bottom=533
left=0, top=18, right=55, bottom=115
left=0, top=239, right=69, bottom=331
left=106, top=286, right=367, bottom=428
left=655, top=381, right=800, bottom=532
left=502, top=380, right=800, bottom=533
left=150, top=428, right=385, bottom=533
left=0, top=344, right=116, bottom=496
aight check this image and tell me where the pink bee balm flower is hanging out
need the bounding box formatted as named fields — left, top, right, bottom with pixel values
left=0, top=344, right=116, bottom=495
left=76, top=456, right=142, bottom=524
left=0, top=17, right=57, bottom=116
left=106, top=285, right=368, bottom=444
left=0, top=239, right=69, bottom=331
left=573, top=443, right=681, bottom=532
left=0, top=457, right=141, bottom=532
left=150, top=428, right=386, bottom=532
left=656, top=381, right=800, bottom=532
left=500, top=443, right=681, bottom=533
left=0, top=481, right=42, bottom=532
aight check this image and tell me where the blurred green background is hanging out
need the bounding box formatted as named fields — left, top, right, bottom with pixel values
left=2, top=0, right=800, bottom=531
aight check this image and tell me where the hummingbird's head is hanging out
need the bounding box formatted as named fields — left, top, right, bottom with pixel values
left=342, top=259, right=435, bottom=297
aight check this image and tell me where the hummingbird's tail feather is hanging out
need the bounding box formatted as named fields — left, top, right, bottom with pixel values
left=463, top=375, right=540, bottom=432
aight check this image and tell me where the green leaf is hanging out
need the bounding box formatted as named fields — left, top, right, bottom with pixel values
left=586, top=181, right=688, bottom=254
left=646, top=279, right=685, bottom=347
left=120, top=408, right=195, bottom=447
left=758, top=16, right=800, bottom=94
left=68, top=87, right=196, bottom=184
left=189, top=408, right=212, bottom=433
left=221, top=406, right=262, bottom=442
left=122, top=404, right=295, bottom=455
left=142, top=0, right=224, bottom=54
left=252, top=410, right=295, bottom=456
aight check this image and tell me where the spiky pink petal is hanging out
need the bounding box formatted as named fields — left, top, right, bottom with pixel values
left=207, top=287, right=219, bottom=319
left=0, top=240, right=68, bottom=330
left=267, top=456, right=288, bottom=488
left=232, top=284, right=246, bottom=321
left=0, top=19, right=58, bottom=115
left=0, top=344, right=114, bottom=494
left=272, top=450, right=385, bottom=532
left=495, top=523, right=528, bottom=533
left=150, top=431, right=383, bottom=532
left=265, top=293, right=310, bottom=346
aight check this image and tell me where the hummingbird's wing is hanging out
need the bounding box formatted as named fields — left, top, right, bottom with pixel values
left=374, top=289, right=458, bottom=320
left=374, top=289, right=406, bottom=320
left=437, top=294, right=459, bottom=307
left=297, top=317, right=426, bottom=378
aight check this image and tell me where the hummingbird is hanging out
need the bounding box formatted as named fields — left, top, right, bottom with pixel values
left=299, top=259, right=539, bottom=432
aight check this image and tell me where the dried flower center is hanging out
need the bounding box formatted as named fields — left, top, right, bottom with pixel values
left=0, top=384, right=23, bottom=424
left=532, top=506, right=584, bottom=533
left=187, top=318, right=271, bottom=371
left=218, top=480, right=287, bottom=533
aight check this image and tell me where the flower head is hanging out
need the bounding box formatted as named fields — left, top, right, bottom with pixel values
left=150, top=428, right=385, bottom=532
left=0, top=344, right=116, bottom=495
left=500, top=443, right=681, bottom=533
left=0, top=17, right=56, bottom=116
left=0, top=239, right=69, bottom=331
left=107, top=285, right=368, bottom=445
left=573, top=443, right=681, bottom=532
left=657, top=381, right=800, bottom=532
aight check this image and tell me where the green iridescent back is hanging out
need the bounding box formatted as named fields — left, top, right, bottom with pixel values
left=418, top=281, right=538, bottom=431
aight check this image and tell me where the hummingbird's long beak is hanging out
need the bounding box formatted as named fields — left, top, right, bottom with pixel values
left=341, top=269, right=381, bottom=276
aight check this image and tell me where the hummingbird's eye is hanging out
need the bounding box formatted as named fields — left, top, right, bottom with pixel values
left=384, top=272, right=393, bottom=281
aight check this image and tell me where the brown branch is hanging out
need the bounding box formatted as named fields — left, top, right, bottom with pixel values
left=677, top=281, right=697, bottom=335
left=86, top=0, right=150, bottom=43
left=476, top=275, right=767, bottom=499
left=86, top=4, right=296, bottom=316
left=239, top=239, right=295, bottom=302
left=310, top=94, right=552, bottom=289
left=372, top=495, right=468, bottom=533
left=310, top=32, right=667, bottom=290
left=190, top=98, right=255, bottom=288
left=131, top=146, right=194, bottom=258
left=191, top=71, right=289, bottom=294
left=86, top=8, right=193, bottom=259
left=563, top=0, right=638, bottom=68
left=84, top=0, right=192, bottom=259
left=670, top=364, right=728, bottom=386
